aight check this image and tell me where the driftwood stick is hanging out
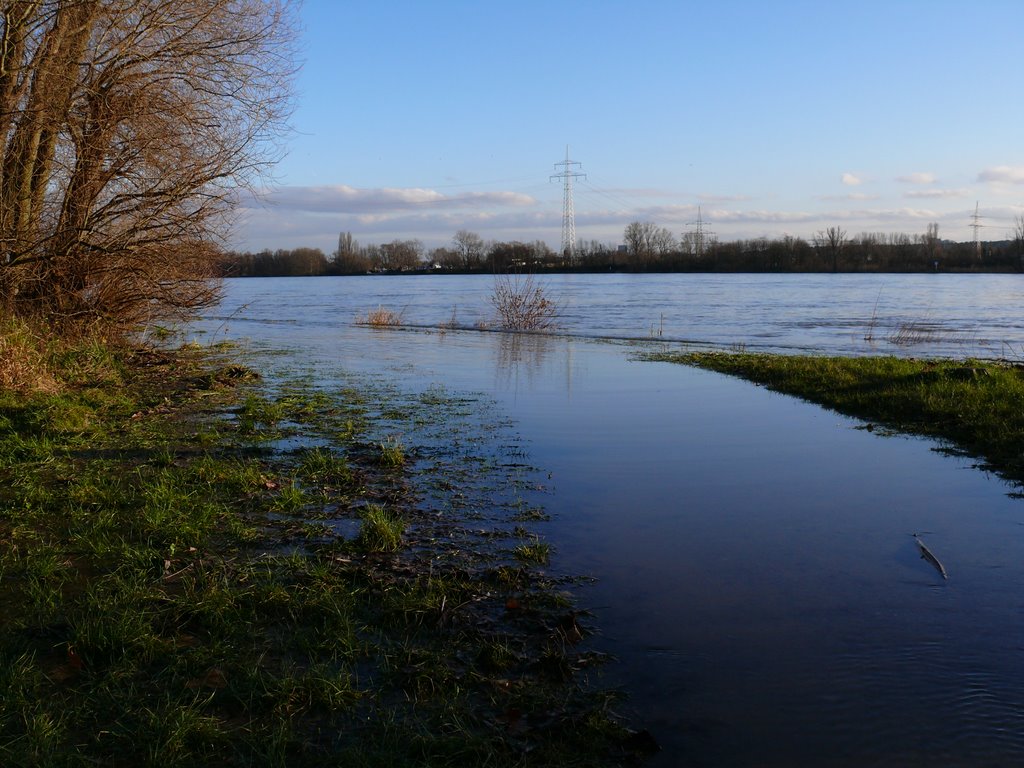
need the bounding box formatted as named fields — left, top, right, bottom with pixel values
left=914, top=535, right=948, bottom=580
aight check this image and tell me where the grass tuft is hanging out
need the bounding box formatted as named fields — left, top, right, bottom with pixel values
left=514, top=538, right=551, bottom=565
left=379, top=435, right=406, bottom=468
left=357, top=504, right=405, bottom=552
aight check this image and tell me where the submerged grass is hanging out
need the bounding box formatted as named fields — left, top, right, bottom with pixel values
left=0, top=330, right=643, bottom=766
left=648, top=350, right=1024, bottom=483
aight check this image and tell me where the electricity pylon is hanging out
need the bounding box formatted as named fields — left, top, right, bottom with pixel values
left=551, top=146, right=585, bottom=262
left=970, top=201, right=983, bottom=258
left=685, top=206, right=715, bottom=257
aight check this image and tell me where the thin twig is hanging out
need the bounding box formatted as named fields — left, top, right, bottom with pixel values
left=913, top=534, right=948, bottom=580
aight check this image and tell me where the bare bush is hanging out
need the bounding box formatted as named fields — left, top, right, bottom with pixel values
left=490, top=274, right=559, bottom=331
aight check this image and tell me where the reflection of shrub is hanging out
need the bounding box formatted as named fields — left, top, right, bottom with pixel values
left=490, top=274, right=559, bottom=331
left=357, top=306, right=404, bottom=326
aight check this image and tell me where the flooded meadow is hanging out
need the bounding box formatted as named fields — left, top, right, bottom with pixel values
left=194, top=273, right=1024, bottom=766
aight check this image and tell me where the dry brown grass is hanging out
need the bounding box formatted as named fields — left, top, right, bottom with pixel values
left=0, top=322, right=59, bottom=393
left=357, top=306, right=405, bottom=327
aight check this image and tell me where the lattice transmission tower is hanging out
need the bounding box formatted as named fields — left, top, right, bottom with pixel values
left=970, top=201, right=984, bottom=258
left=685, top=205, right=716, bottom=258
left=551, top=146, right=585, bottom=262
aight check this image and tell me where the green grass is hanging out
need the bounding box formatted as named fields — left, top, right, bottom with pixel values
left=379, top=435, right=406, bottom=468
left=514, top=538, right=552, bottom=566
left=357, top=504, right=405, bottom=551
left=649, top=351, right=1024, bottom=482
left=0, top=335, right=642, bottom=767
left=296, top=446, right=354, bottom=487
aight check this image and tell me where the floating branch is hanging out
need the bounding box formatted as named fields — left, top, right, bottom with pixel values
left=913, top=534, right=948, bottom=580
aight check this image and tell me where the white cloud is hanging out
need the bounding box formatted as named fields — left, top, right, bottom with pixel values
left=904, top=188, right=969, bottom=199
left=244, top=185, right=536, bottom=215
left=978, top=166, right=1024, bottom=184
left=819, top=192, right=880, bottom=202
left=231, top=184, right=548, bottom=252
left=897, top=172, right=937, bottom=184
left=841, top=173, right=863, bottom=186
left=230, top=181, right=985, bottom=253
left=696, top=193, right=754, bottom=204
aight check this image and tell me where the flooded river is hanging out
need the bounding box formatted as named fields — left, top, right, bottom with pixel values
left=192, top=274, right=1024, bottom=766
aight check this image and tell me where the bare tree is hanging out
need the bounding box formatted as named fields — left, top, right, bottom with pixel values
left=624, top=221, right=675, bottom=266
left=814, top=226, right=847, bottom=272
left=428, top=246, right=460, bottom=269
left=333, top=230, right=369, bottom=273
left=452, top=229, right=484, bottom=269
left=337, top=231, right=358, bottom=257
left=1014, top=215, right=1024, bottom=270
left=0, top=0, right=298, bottom=329
left=374, top=239, right=423, bottom=271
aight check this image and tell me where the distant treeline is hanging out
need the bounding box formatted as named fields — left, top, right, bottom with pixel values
left=219, top=225, right=1024, bottom=277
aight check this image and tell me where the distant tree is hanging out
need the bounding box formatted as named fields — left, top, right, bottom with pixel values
left=852, top=232, right=886, bottom=269
left=529, top=240, right=555, bottom=266
left=485, top=240, right=553, bottom=272
left=623, top=221, right=649, bottom=260
left=814, top=227, right=847, bottom=272
left=336, top=231, right=358, bottom=257
left=374, top=239, right=423, bottom=271
left=453, top=229, right=485, bottom=268
left=428, top=246, right=460, bottom=269
left=487, top=241, right=532, bottom=272
left=624, top=221, right=675, bottom=266
left=333, top=231, right=370, bottom=273
left=922, top=222, right=941, bottom=265
left=289, top=248, right=328, bottom=275
left=334, top=249, right=371, bottom=274
left=1014, top=216, right=1024, bottom=270
left=653, top=228, right=677, bottom=256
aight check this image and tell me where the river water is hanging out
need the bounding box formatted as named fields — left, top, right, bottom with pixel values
left=193, top=274, right=1024, bottom=766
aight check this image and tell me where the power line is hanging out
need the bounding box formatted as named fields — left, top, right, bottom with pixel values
left=575, top=179, right=638, bottom=212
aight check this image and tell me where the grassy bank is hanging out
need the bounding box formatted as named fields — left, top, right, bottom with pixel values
left=0, top=328, right=649, bottom=767
left=647, top=351, right=1024, bottom=485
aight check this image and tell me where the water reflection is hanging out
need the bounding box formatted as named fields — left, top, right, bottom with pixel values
left=493, top=331, right=581, bottom=396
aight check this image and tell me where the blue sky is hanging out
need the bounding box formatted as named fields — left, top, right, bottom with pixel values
left=235, top=0, right=1024, bottom=254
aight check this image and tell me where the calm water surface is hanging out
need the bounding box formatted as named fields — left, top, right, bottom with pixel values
left=194, top=275, right=1024, bottom=766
